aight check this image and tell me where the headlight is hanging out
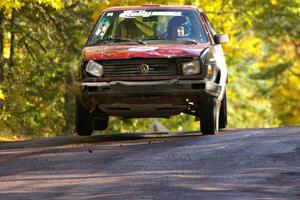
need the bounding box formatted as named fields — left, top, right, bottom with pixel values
left=182, top=60, right=201, bottom=75
left=86, top=60, right=104, bottom=77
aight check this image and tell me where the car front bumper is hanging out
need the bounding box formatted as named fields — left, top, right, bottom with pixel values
left=72, top=80, right=222, bottom=98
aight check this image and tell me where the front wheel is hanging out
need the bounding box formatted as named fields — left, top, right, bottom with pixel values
left=75, top=99, right=94, bottom=136
left=199, top=97, right=220, bottom=135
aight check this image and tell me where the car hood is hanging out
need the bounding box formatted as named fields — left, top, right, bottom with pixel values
left=83, top=43, right=210, bottom=60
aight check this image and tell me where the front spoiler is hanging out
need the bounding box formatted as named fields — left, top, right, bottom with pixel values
left=72, top=80, right=222, bottom=98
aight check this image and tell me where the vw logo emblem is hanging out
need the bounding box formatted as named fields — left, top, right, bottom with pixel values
left=138, top=64, right=150, bottom=74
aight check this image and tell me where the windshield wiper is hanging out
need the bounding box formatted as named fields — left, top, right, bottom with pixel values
left=102, top=37, right=147, bottom=45
left=143, top=36, right=168, bottom=41
left=176, top=39, right=198, bottom=44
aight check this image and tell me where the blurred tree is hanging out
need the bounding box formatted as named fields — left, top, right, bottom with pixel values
left=232, top=0, right=300, bottom=125
left=0, top=0, right=94, bottom=137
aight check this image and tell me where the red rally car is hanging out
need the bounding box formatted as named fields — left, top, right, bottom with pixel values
left=72, top=5, right=229, bottom=136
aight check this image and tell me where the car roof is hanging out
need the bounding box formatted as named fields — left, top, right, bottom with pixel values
left=104, top=5, right=202, bottom=12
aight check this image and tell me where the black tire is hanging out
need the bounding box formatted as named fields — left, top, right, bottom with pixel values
left=94, top=111, right=109, bottom=131
left=199, top=97, right=220, bottom=135
left=75, top=99, right=94, bottom=136
left=219, top=90, right=228, bottom=129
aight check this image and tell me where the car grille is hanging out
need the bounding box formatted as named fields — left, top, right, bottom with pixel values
left=96, top=59, right=182, bottom=77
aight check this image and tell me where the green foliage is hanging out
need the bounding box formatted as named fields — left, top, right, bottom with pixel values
left=0, top=0, right=63, bottom=13
left=0, top=89, right=4, bottom=100
left=0, top=1, right=93, bottom=137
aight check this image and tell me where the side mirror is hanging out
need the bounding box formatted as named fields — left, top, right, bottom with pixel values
left=214, top=34, right=229, bottom=44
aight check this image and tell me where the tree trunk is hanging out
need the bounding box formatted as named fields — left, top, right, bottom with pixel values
left=9, top=11, right=15, bottom=68
left=0, top=8, right=4, bottom=82
left=63, top=69, right=75, bottom=135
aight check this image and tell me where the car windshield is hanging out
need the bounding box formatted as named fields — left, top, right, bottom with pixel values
left=88, top=9, right=209, bottom=45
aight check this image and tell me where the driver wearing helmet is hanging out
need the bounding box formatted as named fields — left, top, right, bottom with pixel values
left=166, top=16, right=192, bottom=39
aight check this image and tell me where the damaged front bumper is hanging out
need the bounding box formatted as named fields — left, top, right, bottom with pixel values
left=72, top=79, right=222, bottom=98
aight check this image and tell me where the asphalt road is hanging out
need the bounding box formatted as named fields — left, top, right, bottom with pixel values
left=0, top=127, right=300, bottom=200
